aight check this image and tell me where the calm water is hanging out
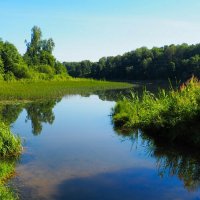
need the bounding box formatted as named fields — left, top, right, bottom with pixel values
left=6, top=90, right=200, bottom=200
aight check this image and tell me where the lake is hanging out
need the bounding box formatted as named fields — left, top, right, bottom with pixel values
left=6, top=89, right=200, bottom=200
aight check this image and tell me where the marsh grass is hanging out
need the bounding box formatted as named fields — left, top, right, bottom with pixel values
left=0, top=79, right=132, bottom=101
left=113, top=77, right=200, bottom=131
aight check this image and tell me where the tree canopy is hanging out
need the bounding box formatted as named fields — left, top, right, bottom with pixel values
left=64, top=43, right=200, bottom=81
left=1, top=26, right=200, bottom=82
left=0, top=26, right=67, bottom=81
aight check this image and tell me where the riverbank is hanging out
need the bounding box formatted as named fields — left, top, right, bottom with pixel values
left=0, top=123, right=21, bottom=200
left=113, top=77, right=200, bottom=132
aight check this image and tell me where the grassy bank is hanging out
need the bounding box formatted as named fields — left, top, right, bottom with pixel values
left=0, top=79, right=132, bottom=101
left=0, top=160, right=19, bottom=200
left=0, top=122, right=22, bottom=158
left=113, top=77, right=200, bottom=131
left=0, top=123, right=21, bottom=200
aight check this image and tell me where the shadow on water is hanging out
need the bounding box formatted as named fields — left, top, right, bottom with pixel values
left=51, top=168, right=190, bottom=200
left=115, top=124, right=200, bottom=192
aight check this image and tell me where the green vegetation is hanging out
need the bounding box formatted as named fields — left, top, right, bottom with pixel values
left=0, top=26, right=132, bottom=102
left=0, top=26, right=68, bottom=81
left=0, top=109, right=22, bottom=199
left=0, top=160, right=19, bottom=200
left=0, top=125, right=21, bottom=200
left=113, top=77, right=200, bottom=131
left=0, top=122, right=21, bottom=158
left=0, top=186, right=18, bottom=200
left=2, top=25, right=200, bottom=83
left=64, top=43, right=200, bottom=81
left=0, top=79, right=132, bottom=101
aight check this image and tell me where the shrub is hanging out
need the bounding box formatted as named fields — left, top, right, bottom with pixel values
left=35, top=64, right=55, bottom=75
left=12, top=63, right=30, bottom=79
left=3, top=72, right=15, bottom=81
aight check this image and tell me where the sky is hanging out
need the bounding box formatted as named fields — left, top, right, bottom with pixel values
left=0, top=0, right=200, bottom=62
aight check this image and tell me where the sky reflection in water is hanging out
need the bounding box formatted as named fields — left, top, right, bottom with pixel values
left=8, top=94, right=200, bottom=200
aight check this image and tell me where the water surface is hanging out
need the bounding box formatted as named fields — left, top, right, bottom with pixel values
left=6, top=91, right=200, bottom=200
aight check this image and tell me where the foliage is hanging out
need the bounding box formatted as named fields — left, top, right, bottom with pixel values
left=0, top=40, right=29, bottom=80
left=0, top=185, right=18, bottom=200
left=112, top=77, right=200, bottom=131
left=64, top=44, right=200, bottom=81
left=0, top=122, right=22, bottom=158
left=24, top=26, right=55, bottom=66
left=0, top=26, right=68, bottom=81
left=0, top=160, right=19, bottom=200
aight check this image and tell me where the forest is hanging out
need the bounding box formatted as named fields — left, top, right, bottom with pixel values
left=64, top=43, right=200, bottom=81
left=2, top=26, right=200, bottom=82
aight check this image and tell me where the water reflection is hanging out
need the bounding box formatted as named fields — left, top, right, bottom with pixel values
left=25, top=99, right=60, bottom=135
left=0, top=104, right=23, bottom=125
left=115, top=127, right=200, bottom=192
left=1, top=89, right=200, bottom=199
left=0, top=99, right=60, bottom=135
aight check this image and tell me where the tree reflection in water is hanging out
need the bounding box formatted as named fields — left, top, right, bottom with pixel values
left=0, top=98, right=60, bottom=136
left=25, top=99, right=60, bottom=135
left=115, top=125, right=200, bottom=192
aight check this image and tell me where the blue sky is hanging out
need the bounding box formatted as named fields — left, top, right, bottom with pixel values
left=0, top=0, right=200, bottom=61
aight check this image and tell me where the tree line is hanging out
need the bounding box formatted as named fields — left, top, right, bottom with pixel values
left=1, top=26, right=200, bottom=81
left=0, top=26, right=67, bottom=81
left=64, top=43, right=200, bottom=81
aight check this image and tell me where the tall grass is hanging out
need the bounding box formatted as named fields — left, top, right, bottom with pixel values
left=0, top=120, right=22, bottom=199
left=0, top=79, right=132, bottom=101
left=0, top=122, right=22, bottom=158
left=113, top=77, right=200, bottom=131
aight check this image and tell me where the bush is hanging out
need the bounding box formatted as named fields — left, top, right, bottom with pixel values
left=35, top=64, right=55, bottom=75
left=3, top=72, right=15, bottom=81
left=12, top=63, right=30, bottom=79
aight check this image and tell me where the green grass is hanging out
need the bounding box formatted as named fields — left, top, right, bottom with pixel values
left=0, top=186, right=18, bottom=200
left=0, top=78, right=132, bottom=101
left=0, top=160, right=19, bottom=200
left=0, top=122, right=21, bottom=200
left=0, top=122, right=22, bottom=158
left=113, top=77, right=200, bottom=131
left=0, top=121, right=22, bottom=200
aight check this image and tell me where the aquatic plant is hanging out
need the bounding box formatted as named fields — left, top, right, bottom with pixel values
left=113, top=77, right=200, bottom=131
